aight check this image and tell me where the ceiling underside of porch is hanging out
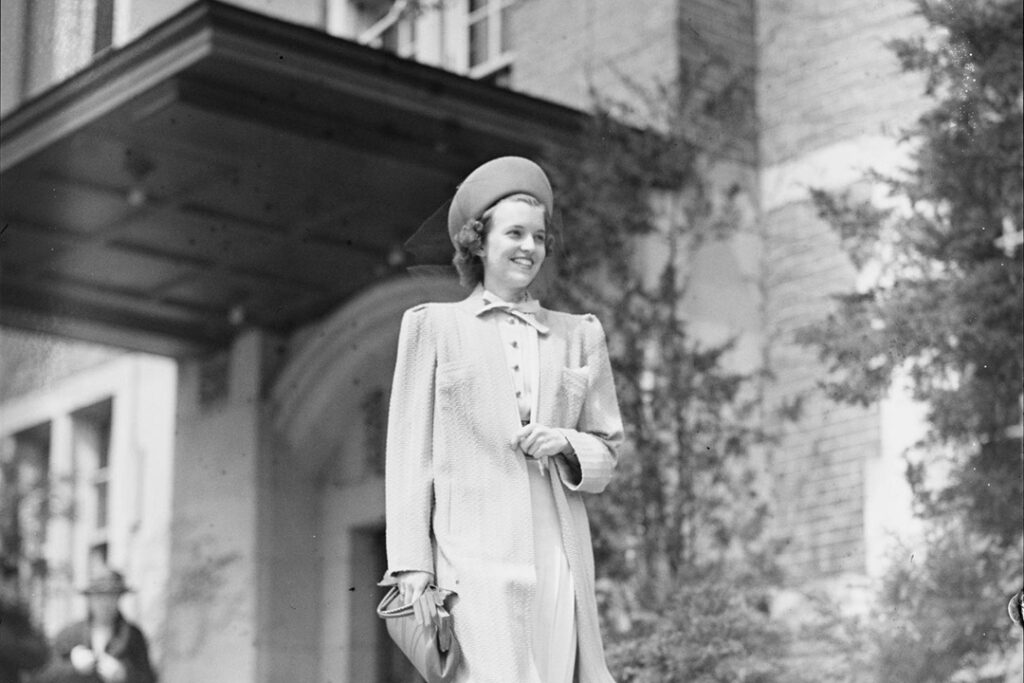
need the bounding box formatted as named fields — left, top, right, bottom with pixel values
left=0, top=0, right=584, bottom=356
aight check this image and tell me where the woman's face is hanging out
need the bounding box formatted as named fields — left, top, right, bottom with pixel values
left=478, top=199, right=547, bottom=296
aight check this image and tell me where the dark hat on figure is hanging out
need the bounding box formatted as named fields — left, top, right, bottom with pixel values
left=446, top=156, right=554, bottom=245
left=81, top=568, right=131, bottom=595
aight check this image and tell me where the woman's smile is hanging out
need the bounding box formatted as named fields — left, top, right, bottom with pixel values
left=479, top=199, right=547, bottom=300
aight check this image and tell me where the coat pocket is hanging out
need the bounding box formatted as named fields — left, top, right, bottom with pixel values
left=435, top=359, right=477, bottom=411
left=436, top=359, right=476, bottom=383
left=436, top=359, right=477, bottom=389
left=558, top=365, right=590, bottom=427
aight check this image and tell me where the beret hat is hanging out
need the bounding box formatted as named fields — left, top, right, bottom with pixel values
left=447, top=156, right=553, bottom=245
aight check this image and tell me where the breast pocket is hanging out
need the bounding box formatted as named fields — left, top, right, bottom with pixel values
left=435, top=359, right=478, bottom=410
left=557, top=366, right=590, bottom=427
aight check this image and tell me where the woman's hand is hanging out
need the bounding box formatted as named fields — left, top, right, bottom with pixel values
left=96, top=652, right=128, bottom=682
left=70, top=645, right=96, bottom=674
left=515, top=424, right=572, bottom=459
left=395, top=570, right=436, bottom=628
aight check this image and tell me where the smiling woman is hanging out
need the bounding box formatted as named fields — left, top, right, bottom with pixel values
left=378, top=156, right=623, bottom=683
left=452, top=192, right=551, bottom=295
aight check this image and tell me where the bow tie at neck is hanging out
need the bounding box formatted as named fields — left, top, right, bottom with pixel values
left=476, top=297, right=549, bottom=334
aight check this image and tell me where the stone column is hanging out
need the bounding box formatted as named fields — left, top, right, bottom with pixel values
left=162, top=329, right=270, bottom=682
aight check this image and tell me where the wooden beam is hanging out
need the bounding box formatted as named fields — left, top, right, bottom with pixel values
left=0, top=281, right=229, bottom=354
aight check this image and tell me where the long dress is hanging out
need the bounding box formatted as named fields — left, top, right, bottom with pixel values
left=528, top=457, right=577, bottom=682
left=490, top=290, right=577, bottom=683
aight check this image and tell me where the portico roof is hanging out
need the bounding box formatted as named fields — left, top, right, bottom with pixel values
left=0, top=0, right=584, bottom=356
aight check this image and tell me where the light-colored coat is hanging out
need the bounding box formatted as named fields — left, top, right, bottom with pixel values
left=383, top=288, right=623, bottom=683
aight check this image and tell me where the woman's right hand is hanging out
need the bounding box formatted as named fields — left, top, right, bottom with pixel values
left=395, top=570, right=436, bottom=628
left=69, top=645, right=96, bottom=674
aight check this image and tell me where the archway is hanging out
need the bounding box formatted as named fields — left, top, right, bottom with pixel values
left=269, top=274, right=462, bottom=681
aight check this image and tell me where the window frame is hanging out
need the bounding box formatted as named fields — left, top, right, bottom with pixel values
left=464, top=0, right=517, bottom=80
left=71, top=399, right=114, bottom=569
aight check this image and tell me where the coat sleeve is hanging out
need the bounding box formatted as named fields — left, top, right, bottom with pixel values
left=31, top=622, right=86, bottom=683
left=119, top=623, right=156, bottom=683
left=381, top=306, right=437, bottom=582
left=555, top=316, right=623, bottom=494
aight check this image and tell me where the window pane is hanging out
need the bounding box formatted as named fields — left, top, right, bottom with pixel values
left=95, top=480, right=108, bottom=530
left=381, top=24, right=399, bottom=53
left=469, top=0, right=489, bottom=13
left=24, top=2, right=56, bottom=97
left=89, top=544, right=108, bottom=573
left=96, top=419, right=110, bottom=470
left=4, top=424, right=52, bottom=565
left=469, top=18, right=489, bottom=67
left=500, top=4, right=514, bottom=53
left=93, top=0, right=114, bottom=55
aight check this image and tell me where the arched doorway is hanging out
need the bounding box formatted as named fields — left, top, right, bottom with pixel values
left=271, top=274, right=462, bottom=681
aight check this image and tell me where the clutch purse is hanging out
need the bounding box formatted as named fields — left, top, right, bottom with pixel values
left=376, top=585, right=461, bottom=682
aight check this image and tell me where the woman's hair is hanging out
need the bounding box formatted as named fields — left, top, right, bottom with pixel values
left=451, top=193, right=554, bottom=288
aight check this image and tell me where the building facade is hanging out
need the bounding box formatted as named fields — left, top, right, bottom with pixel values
left=1, top=0, right=934, bottom=680
left=0, top=334, right=176, bottom=663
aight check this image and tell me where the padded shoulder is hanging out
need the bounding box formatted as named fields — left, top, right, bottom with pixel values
left=404, top=301, right=457, bottom=318
left=406, top=302, right=431, bottom=315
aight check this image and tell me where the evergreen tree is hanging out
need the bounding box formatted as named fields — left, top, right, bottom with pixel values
left=801, top=1, right=1023, bottom=679
left=541, top=56, right=803, bottom=681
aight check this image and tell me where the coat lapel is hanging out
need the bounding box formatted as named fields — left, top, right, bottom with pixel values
left=534, top=308, right=560, bottom=427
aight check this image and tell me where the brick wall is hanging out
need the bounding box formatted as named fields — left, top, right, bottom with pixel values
left=759, top=197, right=878, bottom=579
left=511, top=0, right=679, bottom=112
left=510, top=0, right=920, bottom=582
left=510, top=0, right=758, bottom=162
left=509, top=0, right=930, bottom=584
left=757, top=0, right=926, bottom=165
left=756, top=0, right=927, bottom=581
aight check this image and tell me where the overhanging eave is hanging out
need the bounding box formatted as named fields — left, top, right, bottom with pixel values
left=0, top=0, right=587, bottom=357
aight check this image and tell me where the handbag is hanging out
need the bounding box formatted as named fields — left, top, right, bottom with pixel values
left=376, top=585, right=461, bottom=682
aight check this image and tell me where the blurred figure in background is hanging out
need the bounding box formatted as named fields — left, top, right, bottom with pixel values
left=33, top=568, right=155, bottom=683
left=0, top=557, right=48, bottom=683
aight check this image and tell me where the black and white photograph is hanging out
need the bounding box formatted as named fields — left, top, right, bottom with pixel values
left=1, top=1, right=1021, bottom=681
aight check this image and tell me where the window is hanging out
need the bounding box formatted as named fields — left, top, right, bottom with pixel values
left=379, top=16, right=417, bottom=58
left=22, top=0, right=116, bottom=98
left=93, top=0, right=115, bottom=56
left=89, top=543, right=109, bottom=578
left=0, top=423, right=51, bottom=622
left=72, top=399, right=113, bottom=560
left=23, top=2, right=57, bottom=97
left=466, top=0, right=516, bottom=78
left=0, top=424, right=51, bottom=570
left=352, top=0, right=418, bottom=58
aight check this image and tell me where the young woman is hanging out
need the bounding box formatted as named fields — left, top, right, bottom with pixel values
left=382, top=156, right=623, bottom=682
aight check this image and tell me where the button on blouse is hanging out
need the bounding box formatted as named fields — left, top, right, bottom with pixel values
left=483, top=291, right=539, bottom=423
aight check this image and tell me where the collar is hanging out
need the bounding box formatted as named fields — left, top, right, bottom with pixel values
left=472, top=286, right=549, bottom=334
